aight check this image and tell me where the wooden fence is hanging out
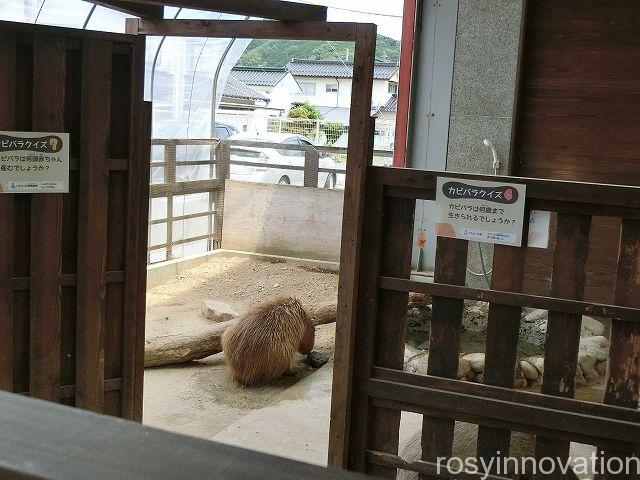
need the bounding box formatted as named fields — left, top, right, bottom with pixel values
left=148, top=138, right=393, bottom=264
left=0, top=21, right=150, bottom=420
left=329, top=162, right=640, bottom=477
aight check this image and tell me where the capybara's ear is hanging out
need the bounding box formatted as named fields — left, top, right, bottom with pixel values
left=298, top=322, right=315, bottom=355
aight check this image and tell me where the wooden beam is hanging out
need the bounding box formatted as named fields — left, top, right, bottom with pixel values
left=126, top=18, right=358, bottom=41
left=86, top=1, right=163, bottom=18
left=110, top=0, right=327, bottom=22
left=0, top=390, right=374, bottom=480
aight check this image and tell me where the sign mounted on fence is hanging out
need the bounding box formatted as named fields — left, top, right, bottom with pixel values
left=0, top=131, right=69, bottom=193
left=435, top=177, right=527, bottom=247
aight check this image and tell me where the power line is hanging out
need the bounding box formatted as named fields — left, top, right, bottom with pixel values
left=328, top=6, right=402, bottom=18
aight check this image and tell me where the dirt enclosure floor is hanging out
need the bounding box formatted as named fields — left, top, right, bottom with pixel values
left=143, top=254, right=339, bottom=439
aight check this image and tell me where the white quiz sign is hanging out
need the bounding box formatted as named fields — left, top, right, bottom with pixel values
left=435, top=177, right=527, bottom=247
left=0, top=131, right=70, bottom=193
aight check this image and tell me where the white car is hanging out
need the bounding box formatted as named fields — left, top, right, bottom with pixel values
left=227, top=132, right=341, bottom=189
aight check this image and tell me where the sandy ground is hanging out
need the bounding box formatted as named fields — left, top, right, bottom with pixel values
left=143, top=254, right=338, bottom=439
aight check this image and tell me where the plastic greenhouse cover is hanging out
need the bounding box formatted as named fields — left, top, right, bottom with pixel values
left=0, top=1, right=251, bottom=143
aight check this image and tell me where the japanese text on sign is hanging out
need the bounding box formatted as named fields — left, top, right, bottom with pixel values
left=435, top=177, right=527, bottom=247
left=0, top=131, right=69, bottom=193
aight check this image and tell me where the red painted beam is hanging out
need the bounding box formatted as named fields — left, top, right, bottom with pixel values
left=392, top=0, right=418, bottom=167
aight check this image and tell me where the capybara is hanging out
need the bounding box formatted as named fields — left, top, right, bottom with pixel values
left=398, top=423, right=594, bottom=479
left=222, top=297, right=315, bottom=387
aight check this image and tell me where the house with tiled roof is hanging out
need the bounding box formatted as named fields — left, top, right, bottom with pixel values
left=220, top=76, right=270, bottom=110
left=230, top=66, right=302, bottom=113
left=286, top=58, right=399, bottom=110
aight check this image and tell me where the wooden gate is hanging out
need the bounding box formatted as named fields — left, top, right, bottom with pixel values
left=0, top=20, right=150, bottom=420
left=329, top=160, right=640, bottom=477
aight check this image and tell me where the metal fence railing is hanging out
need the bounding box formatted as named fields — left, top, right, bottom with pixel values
left=148, top=138, right=393, bottom=264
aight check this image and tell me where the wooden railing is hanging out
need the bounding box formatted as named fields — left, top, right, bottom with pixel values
left=0, top=390, right=370, bottom=480
left=148, top=138, right=393, bottom=264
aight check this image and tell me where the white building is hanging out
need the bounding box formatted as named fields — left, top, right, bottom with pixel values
left=286, top=59, right=399, bottom=110
left=229, top=67, right=302, bottom=114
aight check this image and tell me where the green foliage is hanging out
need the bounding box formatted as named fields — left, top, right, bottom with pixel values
left=321, top=121, right=349, bottom=146
left=237, top=36, right=400, bottom=68
left=288, top=102, right=323, bottom=120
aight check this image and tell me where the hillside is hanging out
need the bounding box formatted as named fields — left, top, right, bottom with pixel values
left=237, top=35, right=400, bottom=68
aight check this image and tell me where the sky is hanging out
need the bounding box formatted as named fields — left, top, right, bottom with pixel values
left=0, top=0, right=406, bottom=40
left=301, top=0, right=405, bottom=40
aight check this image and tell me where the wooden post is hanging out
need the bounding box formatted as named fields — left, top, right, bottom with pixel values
left=164, top=142, right=176, bottom=261
left=75, top=39, right=112, bottom=412
left=599, top=219, right=640, bottom=478
left=421, top=237, right=469, bottom=472
left=328, top=22, right=378, bottom=470
left=476, top=213, right=530, bottom=471
left=0, top=31, right=16, bottom=393
left=535, top=214, right=592, bottom=478
left=29, top=35, right=66, bottom=402
left=303, top=147, right=320, bottom=188
left=215, top=140, right=231, bottom=248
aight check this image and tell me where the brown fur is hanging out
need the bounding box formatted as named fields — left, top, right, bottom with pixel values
left=221, top=297, right=315, bottom=387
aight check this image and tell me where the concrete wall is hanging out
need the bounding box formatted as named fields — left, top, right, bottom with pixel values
left=405, top=0, right=523, bottom=286
left=446, top=0, right=523, bottom=176
left=222, top=180, right=343, bottom=262
left=448, top=0, right=523, bottom=289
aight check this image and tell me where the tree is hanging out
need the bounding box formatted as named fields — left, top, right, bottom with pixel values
left=288, top=102, right=323, bottom=120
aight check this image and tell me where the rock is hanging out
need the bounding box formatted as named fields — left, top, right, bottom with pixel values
left=462, top=352, right=485, bottom=373
left=575, top=364, right=586, bottom=386
left=581, top=316, right=605, bottom=337
left=404, top=353, right=429, bottom=375
left=472, top=372, right=484, bottom=383
left=595, top=360, right=608, bottom=377
left=579, top=338, right=608, bottom=362
left=458, top=357, right=472, bottom=380
left=519, top=360, right=539, bottom=382
left=577, top=352, right=599, bottom=382
left=523, top=309, right=548, bottom=323
left=404, top=345, right=425, bottom=364
left=526, top=356, right=544, bottom=376
left=518, top=311, right=605, bottom=347
left=514, top=377, right=528, bottom=389
left=514, top=362, right=525, bottom=380
left=520, top=311, right=548, bottom=348
left=408, top=292, right=432, bottom=309
left=462, top=302, right=489, bottom=333
left=305, top=351, right=329, bottom=368
left=200, top=300, right=238, bottom=323
left=582, top=335, right=609, bottom=349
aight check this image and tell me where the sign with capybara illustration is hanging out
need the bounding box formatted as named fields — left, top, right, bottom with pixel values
left=0, top=131, right=69, bottom=193
left=435, top=177, right=526, bottom=247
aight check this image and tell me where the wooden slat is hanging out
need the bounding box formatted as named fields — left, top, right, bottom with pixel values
left=127, top=19, right=357, bottom=41
left=0, top=30, right=16, bottom=392
left=121, top=36, right=147, bottom=421
left=476, top=236, right=528, bottom=470
left=377, top=277, right=640, bottom=323
left=535, top=214, right=592, bottom=477
left=366, top=450, right=512, bottom=480
left=367, top=372, right=640, bottom=449
left=372, top=368, right=640, bottom=427
left=148, top=178, right=222, bottom=198
left=422, top=237, right=469, bottom=469
left=29, top=34, right=66, bottom=402
left=87, top=0, right=164, bottom=17
left=133, top=101, right=152, bottom=421
left=0, top=391, right=374, bottom=480
left=346, top=176, right=384, bottom=473
left=371, top=166, right=640, bottom=211
left=599, top=219, right=640, bottom=478
left=75, top=39, right=112, bottom=412
left=328, top=23, right=378, bottom=470
left=118, top=0, right=328, bottom=21
left=366, top=195, right=415, bottom=478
